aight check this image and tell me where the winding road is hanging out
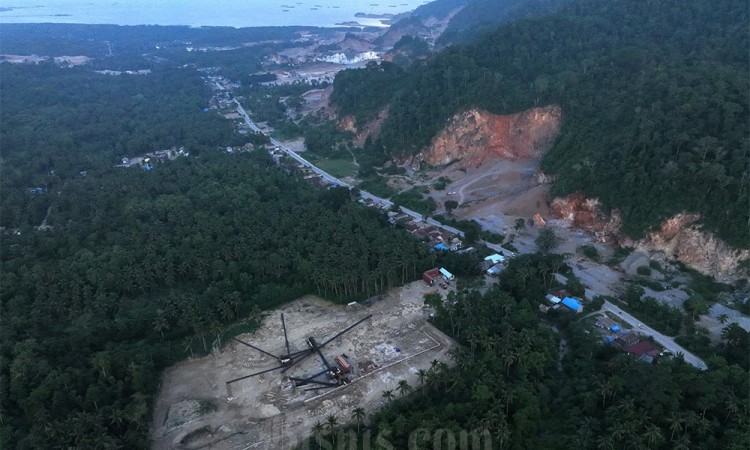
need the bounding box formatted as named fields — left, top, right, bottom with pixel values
left=233, top=99, right=464, bottom=238
left=601, top=300, right=707, bottom=370
left=230, top=92, right=709, bottom=372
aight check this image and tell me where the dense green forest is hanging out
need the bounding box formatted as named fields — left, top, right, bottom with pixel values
left=438, top=0, right=570, bottom=43
left=331, top=0, right=750, bottom=247
left=0, top=63, right=238, bottom=228
left=0, top=151, right=434, bottom=449
left=330, top=61, right=405, bottom=126
left=0, top=44, right=433, bottom=448
left=302, top=254, right=750, bottom=449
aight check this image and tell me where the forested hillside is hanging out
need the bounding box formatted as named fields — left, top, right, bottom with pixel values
left=408, top=0, right=470, bottom=20
left=0, top=151, right=433, bottom=449
left=302, top=254, right=750, bottom=449
left=331, top=0, right=749, bottom=248
left=438, top=0, right=569, bottom=43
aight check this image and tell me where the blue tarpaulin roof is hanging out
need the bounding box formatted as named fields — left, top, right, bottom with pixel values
left=562, top=297, right=582, bottom=312
left=610, top=325, right=621, bottom=332
left=433, top=243, right=449, bottom=251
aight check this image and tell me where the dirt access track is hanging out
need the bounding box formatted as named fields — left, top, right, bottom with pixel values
left=151, top=281, right=456, bottom=450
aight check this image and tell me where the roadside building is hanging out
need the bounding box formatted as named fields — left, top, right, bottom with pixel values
left=545, top=294, right=562, bottom=304
left=615, top=332, right=641, bottom=347
left=423, top=268, right=442, bottom=286
left=561, top=297, right=583, bottom=313
left=484, top=254, right=505, bottom=265
left=624, top=341, right=660, bottom=358
left=554, top=273, right=569, bottom=285
left=439, top=268, right=455, bottom=281
left=487, top=264, right=503, bottom=275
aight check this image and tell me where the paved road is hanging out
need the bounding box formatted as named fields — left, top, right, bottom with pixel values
left=230, top=88, right=708, bottom=372
left=601, top=300, right=707, bottom=370
left=233, top=99, right=464, bottom=238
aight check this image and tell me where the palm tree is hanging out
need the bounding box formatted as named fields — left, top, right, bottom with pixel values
left=108, top=408, right=127, bottom=429
left=725, top=393, right=740, bottom=421
left=643, top=424, right=663, bottom=447
left=325, top=414, right=338, bottom=431
left=668, top=414, right=684, bottom=441
left=673, top=434, right=691, bottom=450
left=416, top=369, right=428, bottom=387
left=382, top=390, right=395, bottom=402
left=717, top=313, right=729, bottom=324
left=595, top=434, right=615, bottom=450
left=312, top=421, right=325, bottom=449
left=352, top=407, right=366, bottom=434
left=397, top=379, right=412, bottom=397
left=494, top=419, right=511, bottom=449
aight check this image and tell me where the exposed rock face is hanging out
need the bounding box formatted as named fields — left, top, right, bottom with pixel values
left=549, top=194, right=622, bottom=242
left=420, top=106, right=562, bottom=167
left=336, top=106, right=389, bottom=145
left=622, top=215, right=750, bottom=285
left=375, top=18, right=431, bottom=48
left=550, top=194, right=750, bottom=284
left=338, top=115, right=357, bottom=134
left=533, top=171, right=557, bottom=185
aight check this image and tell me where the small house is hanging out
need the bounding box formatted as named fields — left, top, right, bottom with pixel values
left=624, top=341, right=660, bottom=358
left=487, top=264, right=503, bottom=275
left=615, top=332, right=641, bottom=347
left=484, top=254, right=505, bottom=265
left=545, top=294, right=562, bottom=304
left=433, top=243, right=449, bottom=251
left=423, top=268, right=441, bottom=286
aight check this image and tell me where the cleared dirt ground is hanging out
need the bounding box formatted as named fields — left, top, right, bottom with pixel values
left=151, top=281, right=456, bottom=450
left=419, top=158, right=628, bottom=300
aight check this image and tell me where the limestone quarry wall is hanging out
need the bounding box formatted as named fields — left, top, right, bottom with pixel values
left=550, top=195, right=749, bottom=284
left=420, top=105, right=562, bottom=167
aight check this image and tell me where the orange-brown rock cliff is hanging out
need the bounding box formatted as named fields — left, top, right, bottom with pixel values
left=550, top=194, right=749, bottom=284
left=420, top=105, right=562, bottom=167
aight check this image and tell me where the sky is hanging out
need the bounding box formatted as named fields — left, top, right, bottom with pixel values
left=0, top=0, right=431, bottom=27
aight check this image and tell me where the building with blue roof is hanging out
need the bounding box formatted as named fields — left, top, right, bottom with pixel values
left=562, top=297, right=583, bottom=313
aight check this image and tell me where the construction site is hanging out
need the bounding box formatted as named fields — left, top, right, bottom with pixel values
left=151, top=281, right=456, bottom=450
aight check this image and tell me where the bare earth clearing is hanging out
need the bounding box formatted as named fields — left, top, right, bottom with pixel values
left=151, top=281, right=455, bottom=450
left=415, top=155, right=745, bottom=343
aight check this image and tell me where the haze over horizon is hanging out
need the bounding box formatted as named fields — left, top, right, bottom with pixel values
left=0, top=0, right=429, bottom=28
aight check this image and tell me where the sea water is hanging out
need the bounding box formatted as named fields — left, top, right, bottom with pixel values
left=0, top=0, right=430, bottom=27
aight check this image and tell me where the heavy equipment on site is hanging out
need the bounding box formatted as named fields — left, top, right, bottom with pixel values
left=226, top=313, right=371, bottom=391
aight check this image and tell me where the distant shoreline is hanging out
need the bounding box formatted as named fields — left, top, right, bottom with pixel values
left=0, top=0, right=423, bottom=28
